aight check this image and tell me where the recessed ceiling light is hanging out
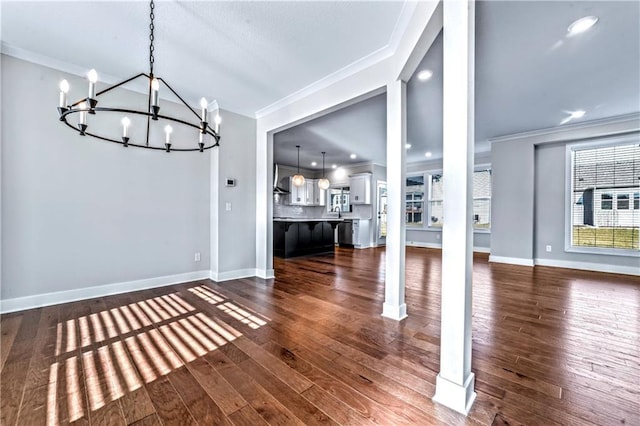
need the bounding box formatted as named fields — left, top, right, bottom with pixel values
left=311, top=161, right=317, bottom=166
left=350, top=153, right=357, bottom=159
left=417, top=70, right=433, bottom=81
left=560, top=109, right=586, bottom=125
left=568, top=16, right=598, bottom=36
left=331, top=164, right=337, bottom=169
left=406, top=143, right=412, bottom=149
left=425, top=152, right=432, bottom=158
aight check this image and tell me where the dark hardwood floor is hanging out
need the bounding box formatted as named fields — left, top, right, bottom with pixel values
left=1, top=246, right=639, bottom=425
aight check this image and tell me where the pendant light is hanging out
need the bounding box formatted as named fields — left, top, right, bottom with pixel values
left=318, top=151, right=330, bottom=190
left=292, top=145, right=305, bottom=187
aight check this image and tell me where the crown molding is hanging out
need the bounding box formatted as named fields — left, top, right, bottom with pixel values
left=1, top=41, right=124, bottom=86
left=388, top=1, right=420, bottom=53
left=255, top=45, right=393, bottom=119
left=255, top=2, right=417, bottom=119
left=1, top=42, right=255, bottom=120
left=488, top=113, right=640, bottom=145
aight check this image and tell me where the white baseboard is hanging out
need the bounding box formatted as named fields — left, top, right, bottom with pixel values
left=0, top=270, right=211, bottom=314
left=407, top=241, right=490, bottom=254
left=534, top=258, right=640, bottom=276
left=210, top=268, right=259, bottom=282
left=381, top=302, right=408, bottom=321
left=433, top=373, right=477, bottom=415
left=488, top=255, right=535, bottom=267
left=255, top=268, right=275, bottom=279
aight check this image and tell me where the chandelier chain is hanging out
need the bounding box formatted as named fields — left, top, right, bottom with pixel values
left=149, top=0, right=155, bottom=75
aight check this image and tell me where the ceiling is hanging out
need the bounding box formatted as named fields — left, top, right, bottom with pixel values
left=275, top=0, right=640, bottom=168
left=2, top=1, right=638, bottom=169
left=0, top=1, right=405, bottom=116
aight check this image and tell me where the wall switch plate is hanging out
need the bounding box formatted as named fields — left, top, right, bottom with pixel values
left=545, top=245, right=552, bottom=252
left=226, top=202, right=232, bottom=211
left=194, top=252, right=201, bottom=262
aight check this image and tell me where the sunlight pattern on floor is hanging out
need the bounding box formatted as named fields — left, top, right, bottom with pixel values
left=45, top=287, right=269, bottom=424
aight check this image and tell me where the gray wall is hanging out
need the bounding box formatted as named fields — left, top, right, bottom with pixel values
left=490, top=113, right=640, bottom=271
left=490, top=141, right=535, bottom=260
left=535, top=143, right=639, bottom=269
left=212, top=110, right=257, bottom=274
left=1, top=55, right=256, bottom=301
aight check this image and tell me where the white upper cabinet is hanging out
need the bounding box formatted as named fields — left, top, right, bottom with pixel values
left=349, top=173, right=371, bottom=205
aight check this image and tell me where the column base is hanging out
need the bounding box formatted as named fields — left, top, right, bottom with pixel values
left=381, top=303, right=407, bottom=321
left=433, top=372, right=476, bottom=415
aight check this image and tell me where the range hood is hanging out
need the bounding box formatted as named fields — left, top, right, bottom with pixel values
left=273, top=164, right=290, bottom=194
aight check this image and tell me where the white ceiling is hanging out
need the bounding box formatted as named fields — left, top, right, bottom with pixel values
left=0, top=0, right=405, bottom=116
left=275, top=0, right=640, bottom=168
left=2, top=1, right=639, bottom=169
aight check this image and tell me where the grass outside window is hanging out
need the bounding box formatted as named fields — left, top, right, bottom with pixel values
left=573, top=226, right=640, bottom=250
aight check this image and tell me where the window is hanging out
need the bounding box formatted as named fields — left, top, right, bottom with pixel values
left=428, top=174, right=443, bottom=227
left=406, top=169, right=492, bottom=229
left=406, top=176, right=424, bottom=226
left=569, top=141, right=640, bottom=252
left=473, top=170, right=492, bottom=229
left=617, top=194, right=630, bottom=210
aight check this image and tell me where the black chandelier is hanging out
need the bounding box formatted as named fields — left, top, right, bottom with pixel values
left=56, top=0, right=220, bottom=152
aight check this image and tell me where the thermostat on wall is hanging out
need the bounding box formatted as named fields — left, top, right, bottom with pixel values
left=225, top=178, right=236, bottom=187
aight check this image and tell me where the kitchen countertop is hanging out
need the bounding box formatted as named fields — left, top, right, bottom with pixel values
left=273, top=218, right=344, bottom=222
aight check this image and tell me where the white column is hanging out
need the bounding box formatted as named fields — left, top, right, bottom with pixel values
left=210, top=143, right=220, bottom=279
left=433, top=0, right=476, bottom=415
left=255, top=125, right=274, bottom=279
left=382, top=79, right=407, bottom=321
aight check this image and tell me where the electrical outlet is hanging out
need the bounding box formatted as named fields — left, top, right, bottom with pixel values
left=226, top=202, right=232, bottom=211
left=545, top=245, right=552, bottom=252
left=194, top=252, right=201, bottom=262
left=436, top=234, right=440, bottom=240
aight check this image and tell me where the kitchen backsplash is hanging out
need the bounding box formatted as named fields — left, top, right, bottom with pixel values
left=273, top=203, right=372, bottom=220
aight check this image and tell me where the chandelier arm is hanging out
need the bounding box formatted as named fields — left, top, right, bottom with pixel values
left=60, top=119, right=217, bottom=151
left=157, top=77, right=213, bottom=131
left=146, top=74, right=153, bottom=147
left=96, top=73, right=148, bottom=99
left=60, top=108, right=219, bottom=137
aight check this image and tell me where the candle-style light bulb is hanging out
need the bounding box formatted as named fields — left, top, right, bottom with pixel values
left=87, top=69, right=98, bottom=99
left=214, top=114, right=221, bottom=133
left=164, top=124, right=173, bottom=143
left=59, top=79, right=69, bottom=107
left=78, top=101, right=87, bottom=125
left=199, top=97, right=208, bottom=123
left=151, top=78, right=160, bottom=106
left=121, top=117, right=131, bottom=137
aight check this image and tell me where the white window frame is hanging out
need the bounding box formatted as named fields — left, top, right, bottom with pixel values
left=405, top=175, right=425, bottom=227
left=564, top=134, right=640, bottom=257
left=405, top=165, right=492, bottom=233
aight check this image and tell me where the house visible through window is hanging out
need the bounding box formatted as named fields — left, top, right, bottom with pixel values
left=406, top=169, right=492, bottom=229
left=570, top=141, right=640, bottom=251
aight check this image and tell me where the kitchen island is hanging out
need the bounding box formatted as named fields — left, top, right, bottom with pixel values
left=273, top=218, right=342, bottom=258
